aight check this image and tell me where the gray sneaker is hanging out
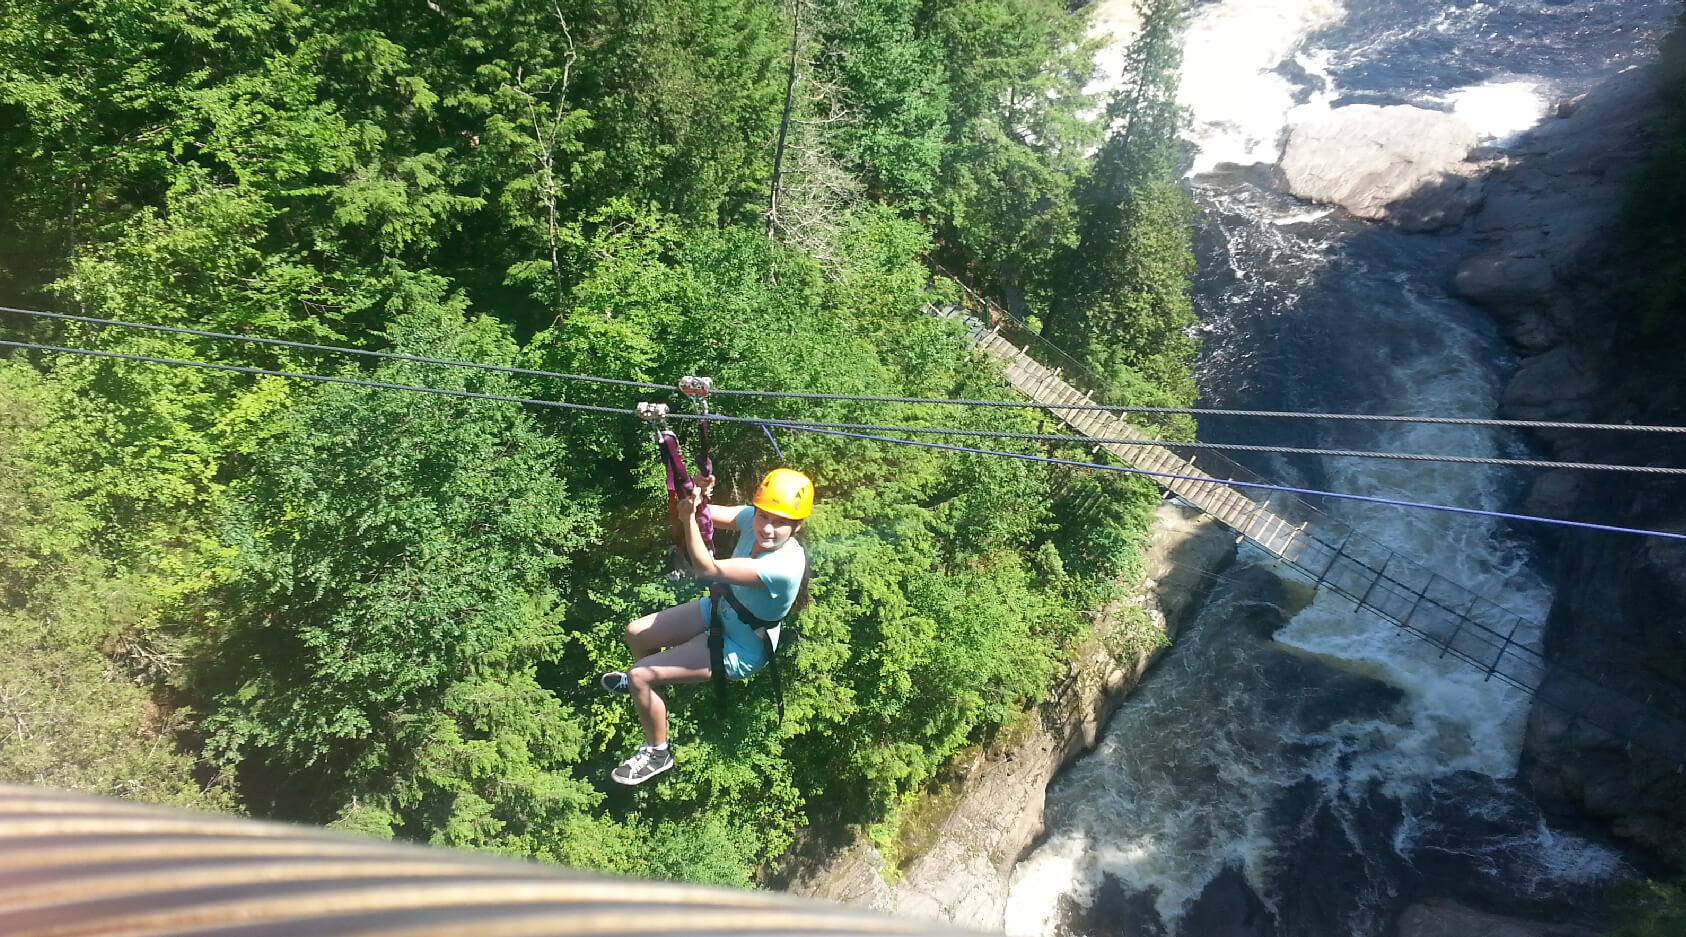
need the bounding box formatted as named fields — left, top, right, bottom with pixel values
left=599, top=671, right=629, bottom=695
left=611, top=745, right=674, bottom=785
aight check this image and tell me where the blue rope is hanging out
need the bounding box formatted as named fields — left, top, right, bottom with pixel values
left=759, top=424, right=784, bottom=461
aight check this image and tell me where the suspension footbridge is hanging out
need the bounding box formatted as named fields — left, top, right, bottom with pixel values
left=936, top=303, right=1686, bottom=763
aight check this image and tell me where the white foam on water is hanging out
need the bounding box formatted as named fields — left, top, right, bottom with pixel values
left=1278, top=282, right=1552, bottom=787
left=1392, top=784, right=1629, bottom=893
left=1003, top=544, right=1555, bottom=936
left=1180, top=0, right=1347, bottom=174
left=1084, top=0, right=1145, bottom=97
left=1003, top=709, right=1291, bottom=936
left=1003, top=838, right=1096, bottom=937
left=1443, top=80, right=1552, bottom=143
left=1273, top=592, right=1536, bottom=790
left=1271, top=206, right=1336, bottom=225
left=1002, top=565, right=1331, bottom=935
left=1510, top=827, right=1629, bottom=892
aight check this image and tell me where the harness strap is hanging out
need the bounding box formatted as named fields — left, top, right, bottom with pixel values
left=707, top=585, right=730, bottom=715
left=717, top=586, right=782, bottom=630
left=655, top=430, right=713, bottom=571
left=714, top=585, right=786, bottom=723
left=656, top=431, right=688, bottom=550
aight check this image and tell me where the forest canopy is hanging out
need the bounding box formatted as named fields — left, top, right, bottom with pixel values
left=0, top=0, right=1196, bottom=883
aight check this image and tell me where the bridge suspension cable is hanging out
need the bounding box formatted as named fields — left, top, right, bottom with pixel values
left=4, top=335, right=1684, bottom=543
left=6, top=304, right=1686, bottom=435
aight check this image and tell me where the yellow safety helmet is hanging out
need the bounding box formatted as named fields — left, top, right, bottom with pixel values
left=753, top=468, right=814, bottom=520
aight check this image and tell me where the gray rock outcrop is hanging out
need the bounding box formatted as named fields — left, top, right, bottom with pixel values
left=1453, top=65, right=1663, bottom=353
left=1499, top=345, right=1601, bottom=423
left=1279, top=104, right=1485, bottom=231
left=1397, top=899, right=1600, bottom=937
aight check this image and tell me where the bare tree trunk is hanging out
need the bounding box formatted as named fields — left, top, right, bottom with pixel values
left=766, top=0, right=865, bottom=269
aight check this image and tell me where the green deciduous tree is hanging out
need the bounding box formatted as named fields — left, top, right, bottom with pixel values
left=925, top=0, right=1101, bottom=291
left=202, top=305, right=603, bottom=832
left=816, top=0, right=950, bottom=205
left=0, top=363, right=229, bottom=809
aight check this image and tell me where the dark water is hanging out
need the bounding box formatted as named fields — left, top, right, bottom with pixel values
left=1005, top=1, right=1678, bottom=934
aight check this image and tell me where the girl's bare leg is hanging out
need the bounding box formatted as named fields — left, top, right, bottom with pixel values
left=624, top=599, right=706, bottom=658
left=627, top=633, right=712, bottom=746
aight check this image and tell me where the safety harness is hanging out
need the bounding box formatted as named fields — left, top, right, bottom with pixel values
left=640, top=378, right=791, bottom=721
left=710, top=583, right=787, bottom=722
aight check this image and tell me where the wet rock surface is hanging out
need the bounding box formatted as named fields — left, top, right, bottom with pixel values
left=1451, top=57, right=1686, bottom=855
left=1453, top=66, right=1662, bottom=358
left=1067, top=866, right=1271, bottom=937
left=1397, top=899, right=1601, bottom=937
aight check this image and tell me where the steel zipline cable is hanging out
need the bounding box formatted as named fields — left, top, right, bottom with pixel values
left=6, top=304, right=1686, bottom=434
left=4, top=336, right=1684, bottom=544
left=0, top=305, right=669, bottom=392
left=0, top=338, right=638, bottom=419
left=3, top=307, right=1684, bottom=476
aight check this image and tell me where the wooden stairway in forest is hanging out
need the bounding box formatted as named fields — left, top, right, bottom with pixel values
left=933, top=303, right=1686, bottom=762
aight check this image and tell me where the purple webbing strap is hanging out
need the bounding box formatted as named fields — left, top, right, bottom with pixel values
left=657, top=430, right=713, bottom=554
left=697, top=497, right=715, bottom=553
left=697, top=417, right=714, bottom=549
left=657, top=431, right=690, bottom=497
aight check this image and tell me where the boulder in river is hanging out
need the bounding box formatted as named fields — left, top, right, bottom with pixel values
left=1279, top=104, right=1484, bottom=231
left=1498, top=345, right=1600, bottom=423
left=1397, top=899, right=1601, bottom=937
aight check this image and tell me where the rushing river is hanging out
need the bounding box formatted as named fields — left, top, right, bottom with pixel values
left=1003, top=2, right=1679, bottom=935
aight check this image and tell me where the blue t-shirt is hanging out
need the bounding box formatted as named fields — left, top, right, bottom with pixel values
left=704, top=507, right=805, bottom=680
left=725, top=505, right=806, bottom=643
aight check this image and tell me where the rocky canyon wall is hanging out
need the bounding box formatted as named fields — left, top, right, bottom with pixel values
left=1449, top=62, right=1686, bottom=856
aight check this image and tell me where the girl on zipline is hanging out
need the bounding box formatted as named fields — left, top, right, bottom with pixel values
left=600, top=467, right=813, bottom=785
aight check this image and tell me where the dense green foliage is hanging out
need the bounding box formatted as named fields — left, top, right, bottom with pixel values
left=0, top=0, right=1195, bottom=884
left=1608, top=871, right=1686, bottom=937
left=1044, top=0, right=1197, bottom=414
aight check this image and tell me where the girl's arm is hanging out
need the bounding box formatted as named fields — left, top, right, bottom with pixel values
left=707, top=503, right=743, bottom=529
left=678, top=491, right=763, bottom=588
